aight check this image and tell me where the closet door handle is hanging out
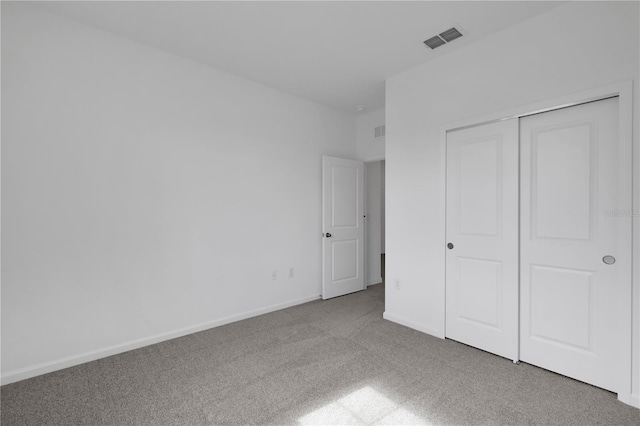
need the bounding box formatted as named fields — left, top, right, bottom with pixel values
left=602, top=255, right=615, bottom=265
left=447, top=243, right=454, bottom=250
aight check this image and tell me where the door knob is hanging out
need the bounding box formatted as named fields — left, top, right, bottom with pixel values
left=447, top=243, right=454, bottom=249
left=325, top=233, right=332, bottom=238
left=602, top=255, right=615, bottom=265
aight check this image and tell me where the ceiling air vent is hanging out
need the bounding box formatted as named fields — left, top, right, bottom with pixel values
left=423, top=27, right=463, bottom=50
left=374, top=125, right=386, bottom=138
left=423, top=35, right=446, bottom=50
left=439, top=27, right=463, bottom=43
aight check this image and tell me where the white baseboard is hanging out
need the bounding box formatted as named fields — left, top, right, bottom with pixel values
left=367, top=277, right=383, bottom=286
left=629, top=392, right=640, bottom=409
left=382, top=312, right=443, bottom=339
left=1, top=294, right=321, bottom=385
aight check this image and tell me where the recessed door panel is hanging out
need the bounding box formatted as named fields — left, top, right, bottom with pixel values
left=529, top=265, right=593, bottom=351
left=532, top=123, right=593, bottom=241
left=457, top=257, right=502, bottom=329
left=332, top=240, right=358, bottom=282
left=520, top=97, right=619, bottom=392
left=332, top=166, right=359, bottom=228
left=458, top=138, right=500, bottom=236
left=445, top=118, right=518, bottom=361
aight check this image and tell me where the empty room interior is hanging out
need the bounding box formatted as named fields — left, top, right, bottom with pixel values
left=2, top=1, right=640, bottom=425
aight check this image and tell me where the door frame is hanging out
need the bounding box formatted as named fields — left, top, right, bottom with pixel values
left=440, top=81, right=633, bottom=405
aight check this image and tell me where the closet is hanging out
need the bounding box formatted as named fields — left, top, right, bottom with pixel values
left=445, top=97, right=627, bottom=393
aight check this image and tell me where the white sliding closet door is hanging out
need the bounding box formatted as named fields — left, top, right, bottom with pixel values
left=520, top=98, right=620, bottom=392
left=445, top=119, right=519, bottom=361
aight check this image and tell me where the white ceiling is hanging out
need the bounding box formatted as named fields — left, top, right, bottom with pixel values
left=34, top=1, right=564, bottom=114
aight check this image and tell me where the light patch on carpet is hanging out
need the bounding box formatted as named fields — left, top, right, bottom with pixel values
left=298, top=386, right=430, bottom=425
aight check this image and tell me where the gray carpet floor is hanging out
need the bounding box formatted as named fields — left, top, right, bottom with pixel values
left=2, top=283, right=639, bottom=425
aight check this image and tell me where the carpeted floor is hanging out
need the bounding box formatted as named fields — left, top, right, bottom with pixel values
left=2, top=283, right=639, bottom=425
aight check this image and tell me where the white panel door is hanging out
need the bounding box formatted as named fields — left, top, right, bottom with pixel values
left=445, top=119, right=519, bottom=360
left=520, top=98, right=620, bottom=392
left=322, top=156, right=364, bottom=299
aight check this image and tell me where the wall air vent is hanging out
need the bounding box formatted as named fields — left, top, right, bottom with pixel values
left=374, top=125, right=386, bottom=138
left=423, top=26, right=464, bottom=49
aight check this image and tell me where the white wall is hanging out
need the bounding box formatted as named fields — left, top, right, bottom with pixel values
left=385, top=1, right=639, bottom=405
left=365, top=161, right=383, bottom=286
left=356, top=108, right=385, bottom=162
left=1, top=4, right=356, bottom=383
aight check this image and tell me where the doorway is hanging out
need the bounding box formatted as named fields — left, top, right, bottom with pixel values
left=365, top=160, right=385, bottom=287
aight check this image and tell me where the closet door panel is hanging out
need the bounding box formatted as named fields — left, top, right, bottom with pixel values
left=520, top=98, right=619, bottom=392
left=445, top=119, right=519, bottom=361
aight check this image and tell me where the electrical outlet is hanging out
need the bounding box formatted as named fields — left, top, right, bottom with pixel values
left=289, top=267, right=294, bottom=278
left=272, top=270, right=277, bottom=280
left=394, top=279, right=401, bottom=290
